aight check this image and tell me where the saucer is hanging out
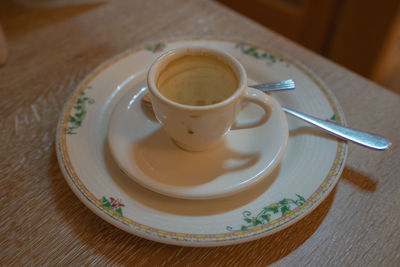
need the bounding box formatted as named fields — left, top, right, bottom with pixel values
left=107, top=77, right=288, bottom=199
left=56, top=38, right=347, bottom=246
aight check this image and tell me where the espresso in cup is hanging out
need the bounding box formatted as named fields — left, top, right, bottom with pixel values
left=147, top=47, right=272, bottom=151
left=156, top=54, right=238, bottom=106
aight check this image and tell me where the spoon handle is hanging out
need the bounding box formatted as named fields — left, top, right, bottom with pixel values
left=249, top=79, right=295, bottom=92
left=282, top=107, right=391, bottom=150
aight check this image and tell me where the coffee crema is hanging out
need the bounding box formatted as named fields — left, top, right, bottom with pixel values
left=156, top=54, right=238, bottom=106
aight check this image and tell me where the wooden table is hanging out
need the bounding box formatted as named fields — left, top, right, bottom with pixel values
left=1, top=0, right=399, bottom=265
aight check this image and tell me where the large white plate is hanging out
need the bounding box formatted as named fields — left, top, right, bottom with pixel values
left=56, top=39, right=347, bottom=246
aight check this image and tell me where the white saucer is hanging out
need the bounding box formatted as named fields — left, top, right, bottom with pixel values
left=107, top=77, right=288, bottom=199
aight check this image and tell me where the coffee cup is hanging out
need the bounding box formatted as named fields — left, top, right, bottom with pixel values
left=147, top=47, right=273, bottom=151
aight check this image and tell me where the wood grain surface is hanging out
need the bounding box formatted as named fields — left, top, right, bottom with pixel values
left=1, top=0, right=399, bottom=265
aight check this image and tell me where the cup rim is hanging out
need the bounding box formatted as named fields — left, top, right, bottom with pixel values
left=147, top=46, right=247, bottom=110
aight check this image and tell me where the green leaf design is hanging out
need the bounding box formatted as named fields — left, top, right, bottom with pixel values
left=261, top=214, right=271, bottom=221
left=280, top=206, right=290, bottom=215
left=65, top=88, right=94, bottom=135
left=65, top=128, right=77, bottom=135
left=265, top=205, right=279, bottom=214
left=253, top=218, right=263, bottom=226
left=100, top=196, right=124, bottom=217
left=146, top=43, right=166, bottom=53
left=115, top=208, right=123, bottom=217
left=279, top=199, right=289, bottom=205
left=101, top=196, right=111, bottom=208
left=75, top=111, right=85, bottom=119
left=235, top=44, right=289, bottom=67
left=297, top=194, right=305, bottom=201
left=226, top=195, right=305, bottom=231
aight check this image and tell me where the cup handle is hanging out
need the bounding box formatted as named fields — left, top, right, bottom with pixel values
left=231, top=88, right=273, bottom=130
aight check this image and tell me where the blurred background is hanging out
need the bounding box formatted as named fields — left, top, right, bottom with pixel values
left=1, top=0, right=399, bottom=92
left=216, top=0, right=400, bottom=93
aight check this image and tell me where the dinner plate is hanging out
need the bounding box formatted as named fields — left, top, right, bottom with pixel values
left=107, top=79, right=288, bottom=199
left=56, top=39, right=347, bottom=246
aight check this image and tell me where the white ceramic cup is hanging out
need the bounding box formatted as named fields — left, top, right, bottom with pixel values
left=147, top=47, right=273, bottom=151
